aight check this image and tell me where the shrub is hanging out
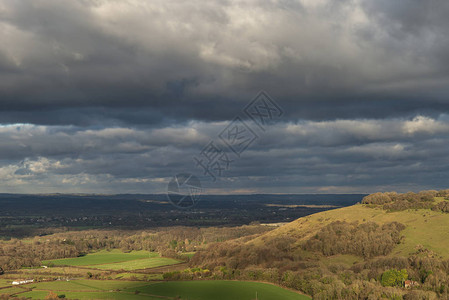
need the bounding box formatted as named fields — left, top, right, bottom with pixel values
left=362, top=193, right=392, bottom=205
left=381, top=269, right=408, bottom=287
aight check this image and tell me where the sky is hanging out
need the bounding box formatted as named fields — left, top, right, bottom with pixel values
left=0, top=0, right=449, bottom=194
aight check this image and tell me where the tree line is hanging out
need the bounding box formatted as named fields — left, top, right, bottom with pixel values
left=303, top=221, right=405, bottom=258
left=362, top=189, right=449, bottom=212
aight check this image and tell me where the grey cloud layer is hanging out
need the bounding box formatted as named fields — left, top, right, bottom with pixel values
left=0, top=0, right=448, bottom=125
left=1, top=0, right=448, bottom=193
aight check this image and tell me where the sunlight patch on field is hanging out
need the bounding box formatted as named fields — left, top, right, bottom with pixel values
left=255, top=202, right=449, bottom=259
left=43, top=250, right=158, bottom=266
left=87, top=257, right=180, bottom=271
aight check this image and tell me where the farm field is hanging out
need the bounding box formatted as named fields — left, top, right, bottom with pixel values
left=20, top=290, right=162, bottom=300
left=181, top=251, right=196, bottom=258
left=0, top=286, right=27, bottom=296
left=113, top=272, right=163, bottom=280
left=125, top=280, right=310, bottom=300
left=87, top=257, right=180, bottom=271
left=0, top=250, right=193, bottom=299
left=31, top=279, right=146, bottom=291
left=17, top=266, right=104, bottom=276
left=43, top=249, right=157, bottom=266
left=0, top=279, right=11, bottom=287
left=18, top=280, right=310, bottom=299
left=41, top=249, right=181, bottom=271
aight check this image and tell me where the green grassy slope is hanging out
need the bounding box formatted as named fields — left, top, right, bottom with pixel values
left=252, top=203, right=449, bottom=258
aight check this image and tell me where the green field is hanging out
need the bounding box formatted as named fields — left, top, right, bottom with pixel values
left=88, top=257, right=180, bottom=270
left=41, top=249, right=180, bottom=271
left=181, top=251, right=196, bottom=258
left=0, top=279, right=12, bottom=288
left=125, top=280, right=310, bottom=300
left=18, top=266, right=104, bottom=276
left=21, top=290, right=162, bottom=300
left=30, top=279, right=146, bottom=291
left=20, top=280, right=310, bottom=299
left=0, top=286, right=27, bottom=296
left=43, top=249, right=157, bottom=266
left=113, top=272, right=163, bottom=280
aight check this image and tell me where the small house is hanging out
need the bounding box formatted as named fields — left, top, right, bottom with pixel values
left=12, top=279, right=34, bottom=285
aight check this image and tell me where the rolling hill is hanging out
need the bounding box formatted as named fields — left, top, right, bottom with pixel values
left=192, top=190, right=449, bottom=299
left=252, top=202, right=449, bottom=259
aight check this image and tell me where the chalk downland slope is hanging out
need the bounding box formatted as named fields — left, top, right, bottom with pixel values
left=252, top=203, right=449, bottom=259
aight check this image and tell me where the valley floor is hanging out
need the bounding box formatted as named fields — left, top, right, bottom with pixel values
left=0, top=249, right=310, bottom=300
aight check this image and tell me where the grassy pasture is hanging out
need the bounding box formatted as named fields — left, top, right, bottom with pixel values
left=88, top=257, right=180, bottom=271
left=125, top=280, right=311, bottom=300
left=41, top=249, right=180, bottom=271
left=21, top=290, right=162, bottom=300
left=0, top=286, right=27, bottom=296
left=31, top=279, right=145, bottom=291
left=43, top=249, right=157, bottom=266
left=181, top=251, right=196, bottom=258
left=0, top=279, right=12, bottom=287
left=16, top=266, right=104, bottom=276
left=21, top=280, right=310, bottom=299
left=113, top=272, right=163, bottom=280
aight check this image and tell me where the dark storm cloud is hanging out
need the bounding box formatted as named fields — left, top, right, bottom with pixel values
left=0, top=0, right=449, bottom=193
left=0, top=0, right=448, bottom=125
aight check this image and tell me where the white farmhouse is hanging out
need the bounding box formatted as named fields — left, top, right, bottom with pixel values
left=12, top=279, right=34, bottom=285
